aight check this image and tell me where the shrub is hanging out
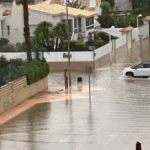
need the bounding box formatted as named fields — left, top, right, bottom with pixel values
left=75, top=43, right=84, bottom=51
left=25, top=60, right=49, bottom=85
left=63, top=40, right=86, bottom=51
left=94, top=40, right=106, bottom=48
left=15, top=42, right=26, bottom=52
left=98, top=32, right=109, bottom=42
left=0, top=56, right=49, bottom=86
left=0, top=38, right=9, bottom=49
left=0, top=45, right=15, bottom=52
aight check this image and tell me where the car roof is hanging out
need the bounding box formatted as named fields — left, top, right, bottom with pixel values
left=141, top=62, right=150, bottom=64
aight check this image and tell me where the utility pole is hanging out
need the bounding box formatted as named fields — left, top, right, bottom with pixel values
left=66, top=0, right=71, bottom=87
left=138, top=35, right=143, bottom=63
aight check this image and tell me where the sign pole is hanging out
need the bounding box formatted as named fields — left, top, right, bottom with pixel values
left=89, top=72, right=91, bottom=103
left=86, top=66, right=92, bottom=105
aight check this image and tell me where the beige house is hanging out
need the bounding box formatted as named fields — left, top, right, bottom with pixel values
left=44, top=0, right=101, bottom=13
left=0, top=1, right=97, bottom=44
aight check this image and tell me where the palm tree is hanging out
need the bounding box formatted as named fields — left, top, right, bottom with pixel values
left=16, top=0, right=34, bottom=62
left=34, top=21, right=54, bottom=51
left=53, top=22, right=68, bottom=51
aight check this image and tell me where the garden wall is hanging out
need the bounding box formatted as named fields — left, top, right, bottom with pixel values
left=0, top=76, right=48, bottom=114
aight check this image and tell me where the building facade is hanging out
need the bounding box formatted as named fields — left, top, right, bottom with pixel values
left=0, top=0, right=97, bottom=44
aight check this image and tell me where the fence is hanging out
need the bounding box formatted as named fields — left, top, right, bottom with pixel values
left=0, top=76, right=48, bottom=114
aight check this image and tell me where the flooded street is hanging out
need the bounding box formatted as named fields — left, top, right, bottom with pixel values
left=1, top=63, right=150, bottom=150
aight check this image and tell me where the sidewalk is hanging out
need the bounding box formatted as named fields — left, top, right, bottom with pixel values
left=0, top=86, right=104, bottom=126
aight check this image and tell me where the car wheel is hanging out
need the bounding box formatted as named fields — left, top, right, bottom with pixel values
left=126, top=72, right=134, bottom=77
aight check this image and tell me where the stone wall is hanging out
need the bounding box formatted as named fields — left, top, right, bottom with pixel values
left=0, top=76, right=48, bottom=114
left=95, top=53, right=110, bottom=69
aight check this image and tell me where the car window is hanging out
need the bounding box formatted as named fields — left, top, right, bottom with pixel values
left=136, top=64, right=144, bottom=68
left=144, top=64, right=150, bottom=68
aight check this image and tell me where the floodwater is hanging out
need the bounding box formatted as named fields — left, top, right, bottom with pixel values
left=0, top=63, right=150, bottom=150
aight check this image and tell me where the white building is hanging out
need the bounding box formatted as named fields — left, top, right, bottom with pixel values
left=0, top=0, right=97, bottom=44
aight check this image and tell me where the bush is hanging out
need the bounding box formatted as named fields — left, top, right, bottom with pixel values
left=0, top=55, right=10, bottom=86
left=0, top=56, right=49, bottom=86
left=94, top=40, right=106, bottom=48
left=25, top=60, right=49, bottom=85
left=0, top=45, right=15, bottom=52
left=15, top=42, right=26, bottom=52
left=132, top=8, right=143, bottom=15
left=97, top=14, right=115, bottom=28
left=75, top=43, right=84, bottom=51
left=0, top=38, right=9, bottom=49
left=98, top=32, right=109, bottom=42
left=63, top=40, right=86, bottom=51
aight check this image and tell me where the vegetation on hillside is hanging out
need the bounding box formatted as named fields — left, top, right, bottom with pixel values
left=97, top=0, right=147, bottom=28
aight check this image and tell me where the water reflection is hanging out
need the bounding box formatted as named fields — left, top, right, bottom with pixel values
left=77, top=85, right=83, bottom=92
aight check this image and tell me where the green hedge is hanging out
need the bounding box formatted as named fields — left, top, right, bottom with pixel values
left=0, top=57, right=50, bottom=86
left=63, top=40, right=86, bottom=51
left=0, top=0, right=13, bottom=1
left=25, top=60, right=49, bottom=85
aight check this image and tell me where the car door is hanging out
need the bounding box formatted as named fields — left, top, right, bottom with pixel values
left=143, top=64, right=150, bottom=76
left=133, top=64, right=145, bottom=76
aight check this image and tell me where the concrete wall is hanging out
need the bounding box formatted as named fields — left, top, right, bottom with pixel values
left=0, top=51, right=93, bottom=62
left=29, top=10, right=54, bottom=25
left=48, top=61, right=94, bottom=71
left=99, top=28, right=123, bottom=37
left=95, top=53, right=110, bottom=69
left=0, top=76, right=48, bottom=114
left=139, top=23, right=149, bottom=39
left=134, top=23, right=149, bottom=42
left=95, top=2, right=101, bottom=15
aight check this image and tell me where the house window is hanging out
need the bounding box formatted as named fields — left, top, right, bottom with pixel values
left=86, top=16, right=94, bottom=31
left=78, top=18, right=82, bottom=32
left=7, top=25, right=10, bottom=35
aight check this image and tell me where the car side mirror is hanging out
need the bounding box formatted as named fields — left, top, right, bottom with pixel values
left=135, top=67, right=137, bottom=70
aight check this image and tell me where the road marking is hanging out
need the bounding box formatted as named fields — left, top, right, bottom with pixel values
left=76, top=144, right=83, bottom=150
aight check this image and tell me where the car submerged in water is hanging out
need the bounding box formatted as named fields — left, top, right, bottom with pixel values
left=122, top=62, right=150, bottom=77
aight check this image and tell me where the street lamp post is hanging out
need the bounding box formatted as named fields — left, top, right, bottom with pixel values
left=137, top=14, right=142, bottom=43
left=109, top=26, right=115, bottom=64
left=66, top=0, right=71, bottom=87
left=137, top=14, right=142, bottom=28
left=138, top=35, right=143, bottom=63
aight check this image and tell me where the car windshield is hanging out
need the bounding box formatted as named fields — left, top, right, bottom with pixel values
left=131, top=64, right=138, bottom=69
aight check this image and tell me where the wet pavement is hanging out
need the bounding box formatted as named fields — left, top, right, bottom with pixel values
left=1, top=63, right=150, bottom=150
left=1, top=38, right=150, bottom=150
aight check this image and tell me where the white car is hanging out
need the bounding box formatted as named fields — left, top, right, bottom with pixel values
left=122, top=62, right=150, bottom=77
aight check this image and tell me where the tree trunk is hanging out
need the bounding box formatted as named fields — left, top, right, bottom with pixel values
left=23, top=0, right=32, bottom=61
